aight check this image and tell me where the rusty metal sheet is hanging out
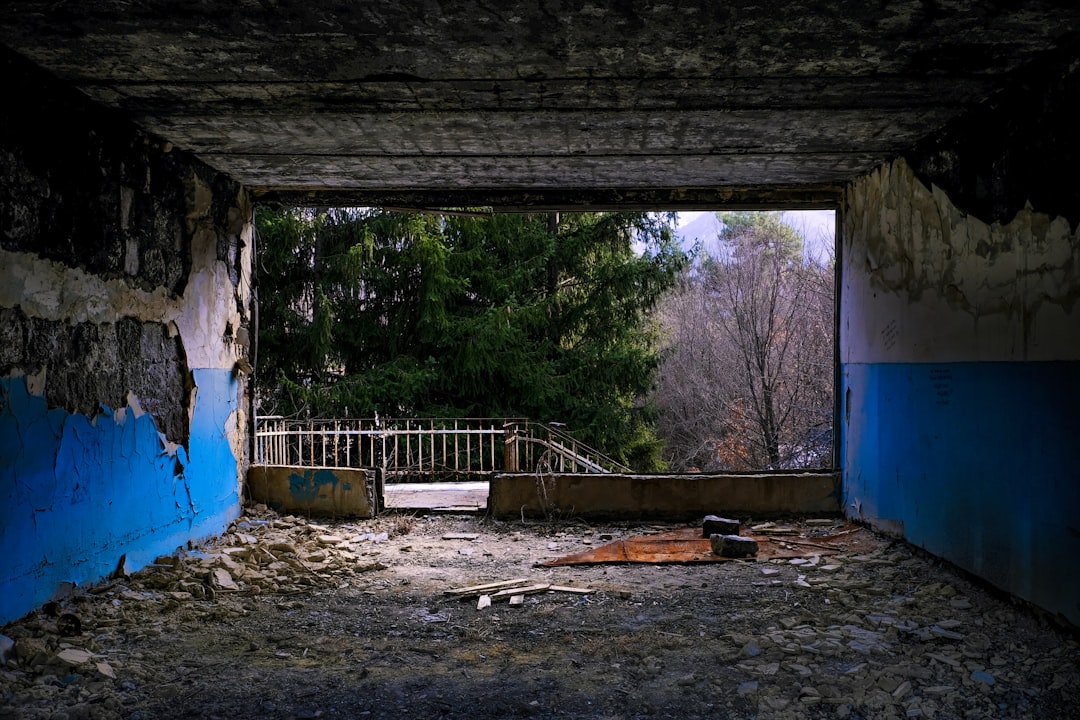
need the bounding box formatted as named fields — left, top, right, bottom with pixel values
left=537, top=527, right=858, bottom=567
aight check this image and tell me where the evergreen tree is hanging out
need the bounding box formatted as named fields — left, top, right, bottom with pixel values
left=254, top=208, right=686, bottom=469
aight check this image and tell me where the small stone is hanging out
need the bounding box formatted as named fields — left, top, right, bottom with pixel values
left=702, top=515, right=740, bottom=538
left=211, top=568, right=240, bottom=591
left=56, top=648, right=93, bottom=665
left=971, top=670, right=996, bottom=686
left=710, top=534, right=758, bottom=558
left=761, top=567, right=781, bottom=576
left=738, top=681, right=759, bottom=696
left=930, top=625, right=963, bottom=641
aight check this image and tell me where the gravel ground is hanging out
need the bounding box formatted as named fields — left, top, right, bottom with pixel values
left=1, top=507, right=1077, bottom=720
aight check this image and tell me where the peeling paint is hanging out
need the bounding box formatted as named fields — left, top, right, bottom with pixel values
left=0, top=64, right=254, bottom=624
left=288, top=468, right=339, bottom=502
left=247, top=466, right=375, bottom=518
left=843, top=159, right=1080, bottom=364
left=0, top=371, right=240, bottom=625
left=841, top=158, right=1080, bottom=626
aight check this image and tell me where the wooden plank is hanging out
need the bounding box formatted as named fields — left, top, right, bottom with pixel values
left=548, top=585, right=593, bottom=594
left=444, top=578, right=531, bottom=597
left=490, top=583, right=551, bottom=599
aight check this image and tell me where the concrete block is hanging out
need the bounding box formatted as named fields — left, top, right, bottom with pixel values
left=702, top=515, right=740, bottom=538
left=710, top=534, right=759, bottom=558
left=247, top=465, right=375, bottom=518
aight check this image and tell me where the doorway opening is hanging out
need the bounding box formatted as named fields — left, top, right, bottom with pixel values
left=249, top=207, right=837, bottom=513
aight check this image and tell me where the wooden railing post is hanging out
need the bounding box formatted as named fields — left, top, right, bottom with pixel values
left=503, top=425, right=518, bottom=472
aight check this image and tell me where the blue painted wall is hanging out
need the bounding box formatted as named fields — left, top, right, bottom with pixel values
left=842, top=361, right=1080, bottom=624
left=0, top=369, right=242, bottom=624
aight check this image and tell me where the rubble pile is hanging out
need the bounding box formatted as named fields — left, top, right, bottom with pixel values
left=0, top=507, right=395, bottom=719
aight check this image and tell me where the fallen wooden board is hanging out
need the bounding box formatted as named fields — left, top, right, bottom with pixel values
left=548, top=585, right=593, bottom=594
left=490, top=583, right=551, bottom=599
left=537, top=527, right=870, bottom=567
left=444, top=578, right=530, bottom=597
left=442, top=532, right=481, bottom=540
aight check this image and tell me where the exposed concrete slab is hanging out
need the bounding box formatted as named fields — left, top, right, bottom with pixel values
left=1, top=2, right=1077, bottom=206
left=248, top=466, right=375, bottom=519
left=490, top=472, right=841, bottom=521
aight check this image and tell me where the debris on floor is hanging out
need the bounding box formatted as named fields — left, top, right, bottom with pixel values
left=711, top=534, right=759, bottom=558
left=537, top=524, right=868, bottom=566
left=1, top=510, right=1077, bottom=720
left=445, top=578, right=594, bottom=611
left=701, top=515, right=741, bottom=537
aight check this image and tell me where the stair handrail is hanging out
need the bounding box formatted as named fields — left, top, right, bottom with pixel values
left=505, top=420, right=631, bottom=473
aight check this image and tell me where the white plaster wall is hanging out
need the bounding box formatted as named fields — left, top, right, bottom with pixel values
left=842, top=158, right=1080, bottom=364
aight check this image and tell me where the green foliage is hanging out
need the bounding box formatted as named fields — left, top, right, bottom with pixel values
left=254, top=208, right=686, bottom=470
left=717, top=211, right=804, bottom=264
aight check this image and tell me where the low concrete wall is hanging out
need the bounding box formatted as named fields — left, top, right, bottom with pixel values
left=490, top=472, right=841, bottom=521
left=247, top=465, right=376, bottom=518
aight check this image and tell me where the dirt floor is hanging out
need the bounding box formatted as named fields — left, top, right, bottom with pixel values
left=1, top=507, right=1077, bottom=720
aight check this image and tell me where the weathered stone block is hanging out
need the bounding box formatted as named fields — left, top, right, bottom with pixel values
left=702, top=515, right=740, bottom=538
left=710, top=534, right=758, bottom=558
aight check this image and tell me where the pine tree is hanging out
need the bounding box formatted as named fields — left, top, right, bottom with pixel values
left=254, top=207, right=686, bottom=469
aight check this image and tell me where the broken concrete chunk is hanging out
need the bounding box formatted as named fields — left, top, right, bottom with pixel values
left=702, top=515, right=740, bottom=538
left=508, top=595, right=525, bottom=607
left=710, top=534, right=758, bottom=558
left=56, top=648, right=93, bottom=665
left=210, top=568, right=240, bottom=591
left=476, top=595, right=492, bottom=610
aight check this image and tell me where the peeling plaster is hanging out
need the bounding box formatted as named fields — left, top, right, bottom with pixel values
left=0, top=61, right=253, bottom=624
left=843, top=158, right=1080, bottom=364
left=0, top=371, right=240, bottom=625
left=840, top=157, right=1080, bottom=627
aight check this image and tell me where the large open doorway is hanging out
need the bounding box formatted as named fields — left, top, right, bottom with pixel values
left=249, top=207, right=837, bottom=514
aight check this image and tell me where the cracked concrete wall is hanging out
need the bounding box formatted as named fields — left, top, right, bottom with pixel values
left=840, top=158, right=1080, bottom=626
left=0, top=54, right=254, bottom=624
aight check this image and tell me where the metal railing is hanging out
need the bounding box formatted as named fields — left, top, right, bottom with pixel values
left=253, top=416, right=629, bottom=481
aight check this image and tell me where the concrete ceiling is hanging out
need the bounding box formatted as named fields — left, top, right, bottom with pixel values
left=2, top=1, right=1078, bottom=209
